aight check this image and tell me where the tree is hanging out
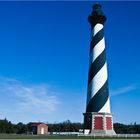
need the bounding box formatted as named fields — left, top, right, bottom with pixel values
left=0, top=118, right=14, bottom=133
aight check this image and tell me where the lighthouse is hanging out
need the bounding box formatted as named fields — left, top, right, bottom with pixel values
left=83, top=4, right=116, bottom=135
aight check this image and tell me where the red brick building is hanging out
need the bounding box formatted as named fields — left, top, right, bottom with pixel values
left=31, top=123, right=48, bottom=135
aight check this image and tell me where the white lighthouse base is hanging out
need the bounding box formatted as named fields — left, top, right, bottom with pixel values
left=83, top=112, right=116, bottom=136
left=90, top=130, right=116, bottom=136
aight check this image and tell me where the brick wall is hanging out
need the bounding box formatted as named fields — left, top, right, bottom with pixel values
left=94, top=116, right=103, bottom=130
left=106, top=117, right=112, bottom=130
left=37, top=124, right=48, bottom=135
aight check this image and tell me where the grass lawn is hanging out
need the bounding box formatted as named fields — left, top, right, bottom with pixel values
left=0, top=134, right=140, bottom=139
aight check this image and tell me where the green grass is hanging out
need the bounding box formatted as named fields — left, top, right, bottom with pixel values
left=0, top=134, right=140, bottom=139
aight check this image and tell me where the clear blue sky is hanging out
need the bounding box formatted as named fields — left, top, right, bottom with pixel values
left=0, top=1, right=140, bottom=124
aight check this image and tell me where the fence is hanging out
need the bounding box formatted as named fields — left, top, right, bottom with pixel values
left=49, top=132, right=140, bottom=138
left=78, top=133, right=140, bottom=138
left=116, top=134, right=140, bottom=138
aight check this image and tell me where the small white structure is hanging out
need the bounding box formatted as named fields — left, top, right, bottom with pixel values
left=84, top=129, right=90, bottom=135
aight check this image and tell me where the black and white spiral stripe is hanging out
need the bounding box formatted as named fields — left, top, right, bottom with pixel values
left=86, top=23, right=110, bottom=113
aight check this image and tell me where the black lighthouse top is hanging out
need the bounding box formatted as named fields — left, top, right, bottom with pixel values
left=88, top=3, right=106, bottom=28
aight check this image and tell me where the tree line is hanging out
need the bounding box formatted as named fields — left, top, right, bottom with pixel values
left=0, top=118, right=140, bottom=134
left=114, top=123, right=140, bottom=134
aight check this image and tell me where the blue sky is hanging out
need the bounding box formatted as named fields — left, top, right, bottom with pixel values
left=0, top=1, right=140, bottom=124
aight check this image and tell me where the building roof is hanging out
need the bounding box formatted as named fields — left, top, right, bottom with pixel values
left=30, top=122, right=47, bottom=126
